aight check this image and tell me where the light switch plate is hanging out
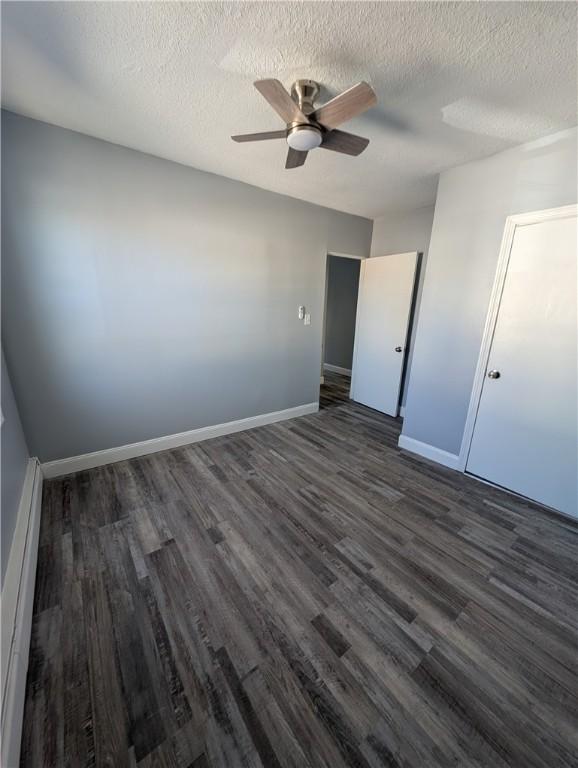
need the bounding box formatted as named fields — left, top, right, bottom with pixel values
left=298, top=306, right=305, bottom=320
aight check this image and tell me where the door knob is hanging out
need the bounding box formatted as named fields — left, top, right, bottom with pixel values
left=487, top=370, right=501, bottom=379
left=395, top=346, right=403, bottom=353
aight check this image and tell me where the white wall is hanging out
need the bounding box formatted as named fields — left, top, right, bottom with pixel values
left=371, top=205, right=436, bottom=259
left=1, top=351, right=30, bottom=586
left=403, top=127, right=578, bottom=455
left=2, top=111, right=373, bottom=462
left=370, top=205, right=436, bottom=406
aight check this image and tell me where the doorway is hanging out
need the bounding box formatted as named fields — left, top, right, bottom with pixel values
left=320, top=251, right=418, bottom=417
left=320, top=254, right=361, bottom=409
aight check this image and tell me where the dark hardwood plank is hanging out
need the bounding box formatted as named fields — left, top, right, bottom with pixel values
left=21, top=371, right=578, bottom=767
left=215, top=646, right=282, bottom=768
left=311, top=613, right=351, bottom=658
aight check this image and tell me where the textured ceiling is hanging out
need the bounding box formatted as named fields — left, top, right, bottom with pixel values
left=2, top=1, right=576, bottom=218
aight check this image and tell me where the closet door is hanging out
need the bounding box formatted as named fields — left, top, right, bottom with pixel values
left=467, top=209, right=577, bottom=517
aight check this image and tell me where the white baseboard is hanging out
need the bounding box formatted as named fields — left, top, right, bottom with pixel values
left=42, top=402, right=319, bottom=479
left=1, top=458, right=43, bottom=768
left=323, top=364, right=352, bottom=376
left=398, top=434, right=460, bottom=471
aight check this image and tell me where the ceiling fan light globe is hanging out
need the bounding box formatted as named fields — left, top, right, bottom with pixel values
left=286, top=125, right=322, bottom=152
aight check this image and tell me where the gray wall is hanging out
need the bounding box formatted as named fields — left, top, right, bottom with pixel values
left=370, top=204, right=436, bottom=406
left=1, top=111, right=372, bottom=462
left=324, top=256, right=360, bottom=370
left=403, top=127, right=578, bottom=455
left=1, top=351, right=30, bottom=586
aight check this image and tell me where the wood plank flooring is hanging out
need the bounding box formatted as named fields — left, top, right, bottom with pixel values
left=21, top=372, right=578, bottom=767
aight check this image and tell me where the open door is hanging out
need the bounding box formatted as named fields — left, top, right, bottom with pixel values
left=350, top=252, right=417, bottom=416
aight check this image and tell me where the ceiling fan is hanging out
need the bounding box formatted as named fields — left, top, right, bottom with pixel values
left=232, top=79, right=377, bottom=169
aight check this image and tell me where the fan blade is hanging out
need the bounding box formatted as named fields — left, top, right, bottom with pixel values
left=231, top=130, right=286, bottom=143
left=312, top=82, right=377, bottom=130
left=320, top=129, right=369, bottom=156
left=285, top=148, right=308, bottom=169
left=254, top=79, right=308, bottom=124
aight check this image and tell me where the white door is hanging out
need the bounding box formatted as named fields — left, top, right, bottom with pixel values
left=467, top=209, right=577, bottom=517
left=351, top=252, right=417, bottom=416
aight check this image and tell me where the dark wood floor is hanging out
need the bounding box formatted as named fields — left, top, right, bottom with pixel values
left=319, top=370, right=352, bottom=410
left=22, top=372, right=578, bottom=767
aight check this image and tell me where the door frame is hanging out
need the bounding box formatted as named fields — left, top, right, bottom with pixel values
left=457, top=203, right=578, bottom=472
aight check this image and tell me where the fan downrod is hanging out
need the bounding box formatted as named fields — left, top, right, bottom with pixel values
left=290, top=80, right=320, bottom=115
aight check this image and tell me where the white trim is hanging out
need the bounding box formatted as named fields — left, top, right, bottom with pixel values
left=320, top=376, right=324, bottom=385
left=320, top=255, right=330, bottom=381
left=398, top=434, right=460, bottom=471
left=458, top=204, right=578, bottom=471
left=41, top=402, right=319, bottom=478
left=323, top=364, right=352, bottom=376
left=1, top=458, right=43, bottom=768
left=399, top=405, right=406, bottom=417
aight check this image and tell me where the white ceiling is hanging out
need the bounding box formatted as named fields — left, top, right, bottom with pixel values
left=2, top=1, right=576, bottom=218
